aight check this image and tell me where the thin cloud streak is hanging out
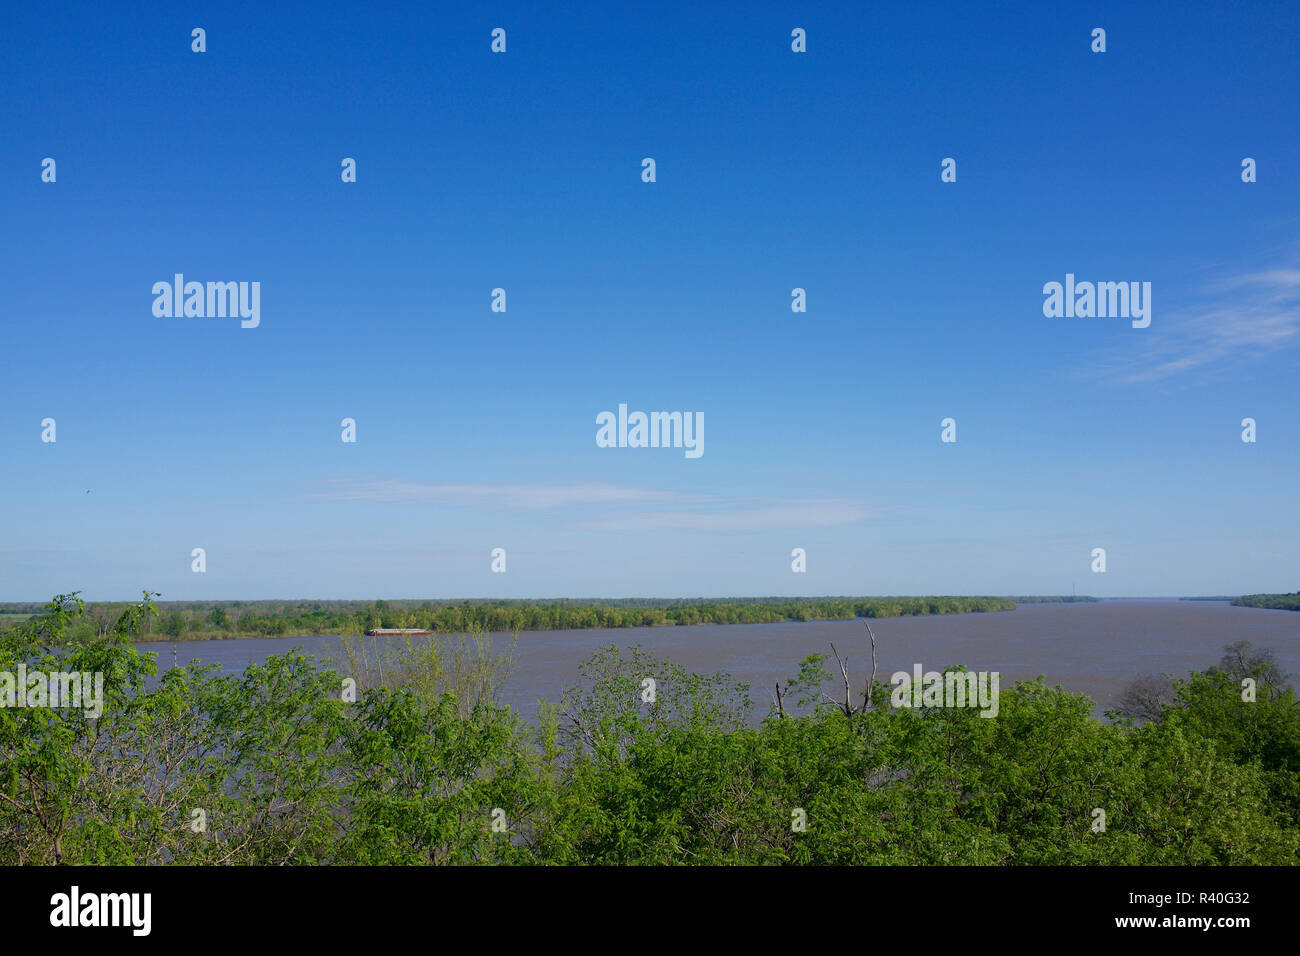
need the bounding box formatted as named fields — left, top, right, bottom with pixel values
left=1098, top=263, right=1300, bottom=384
left=313, top=481, right=874, bottom=531
left=579, top=500, right=877, bottom=532
left=313, top=480, right=703, bottom=509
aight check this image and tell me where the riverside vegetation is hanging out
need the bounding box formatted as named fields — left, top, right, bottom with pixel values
left=2, top=591, right=1297, bottom=865
left=0, top=595, right=1017, bottom=643
left=1234, top=592, right=1300, bottom=612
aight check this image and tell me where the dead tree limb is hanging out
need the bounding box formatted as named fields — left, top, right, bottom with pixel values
left=829, top=642, right=856, bottom=717
left=864, top=621, right=878, bottom=711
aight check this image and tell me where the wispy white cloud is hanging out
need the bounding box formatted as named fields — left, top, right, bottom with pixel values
left=313, top=480, right=874, bottom=531
left=578, top=499, right=876, bottom=532
left=313, top=480, right=700, bottom=509
left=1098, top=262, right=1300, bottom=384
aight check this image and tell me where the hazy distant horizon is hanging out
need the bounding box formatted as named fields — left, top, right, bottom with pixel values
left=0, top=591, right=1273, bottom=606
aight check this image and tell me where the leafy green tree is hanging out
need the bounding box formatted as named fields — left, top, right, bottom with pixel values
left=4, top=593, right=1298, bottom=866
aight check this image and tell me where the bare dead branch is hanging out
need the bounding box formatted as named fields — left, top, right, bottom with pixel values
left=864, top=621, right=878, bottom=711
left=829, top=642, right=857, bottom=716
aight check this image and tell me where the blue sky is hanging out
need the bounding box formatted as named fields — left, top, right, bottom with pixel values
left=3, top=1, right=1298, bottom=601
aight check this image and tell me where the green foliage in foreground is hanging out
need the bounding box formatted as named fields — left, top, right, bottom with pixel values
left=1234, top=592, right=1300, bottom=612
left=2, top=592, right=1297, bottom=865
left=0, top=595, right=1016, bottom=643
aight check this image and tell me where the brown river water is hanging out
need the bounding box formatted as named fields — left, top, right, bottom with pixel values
left=136, top=600, right=1300, bottom=721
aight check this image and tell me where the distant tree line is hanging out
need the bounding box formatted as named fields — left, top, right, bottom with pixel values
left=1234, top=592, right=1300, bottom=612
left=1007, top=595, right=1099, bottom=603
left=1, top=596, right=1017, bottom=643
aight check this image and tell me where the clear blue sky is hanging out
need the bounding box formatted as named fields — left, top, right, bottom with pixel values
left=3, top=1, right=1298, bottom=601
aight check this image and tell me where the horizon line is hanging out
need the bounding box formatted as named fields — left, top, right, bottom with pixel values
left=2, top=593, right=1257, bottom=606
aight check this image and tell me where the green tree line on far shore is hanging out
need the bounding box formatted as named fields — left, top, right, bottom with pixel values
left=0, top=596, right=1017, bottom=643
left=1234, top=592, right=1300, bottom=612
